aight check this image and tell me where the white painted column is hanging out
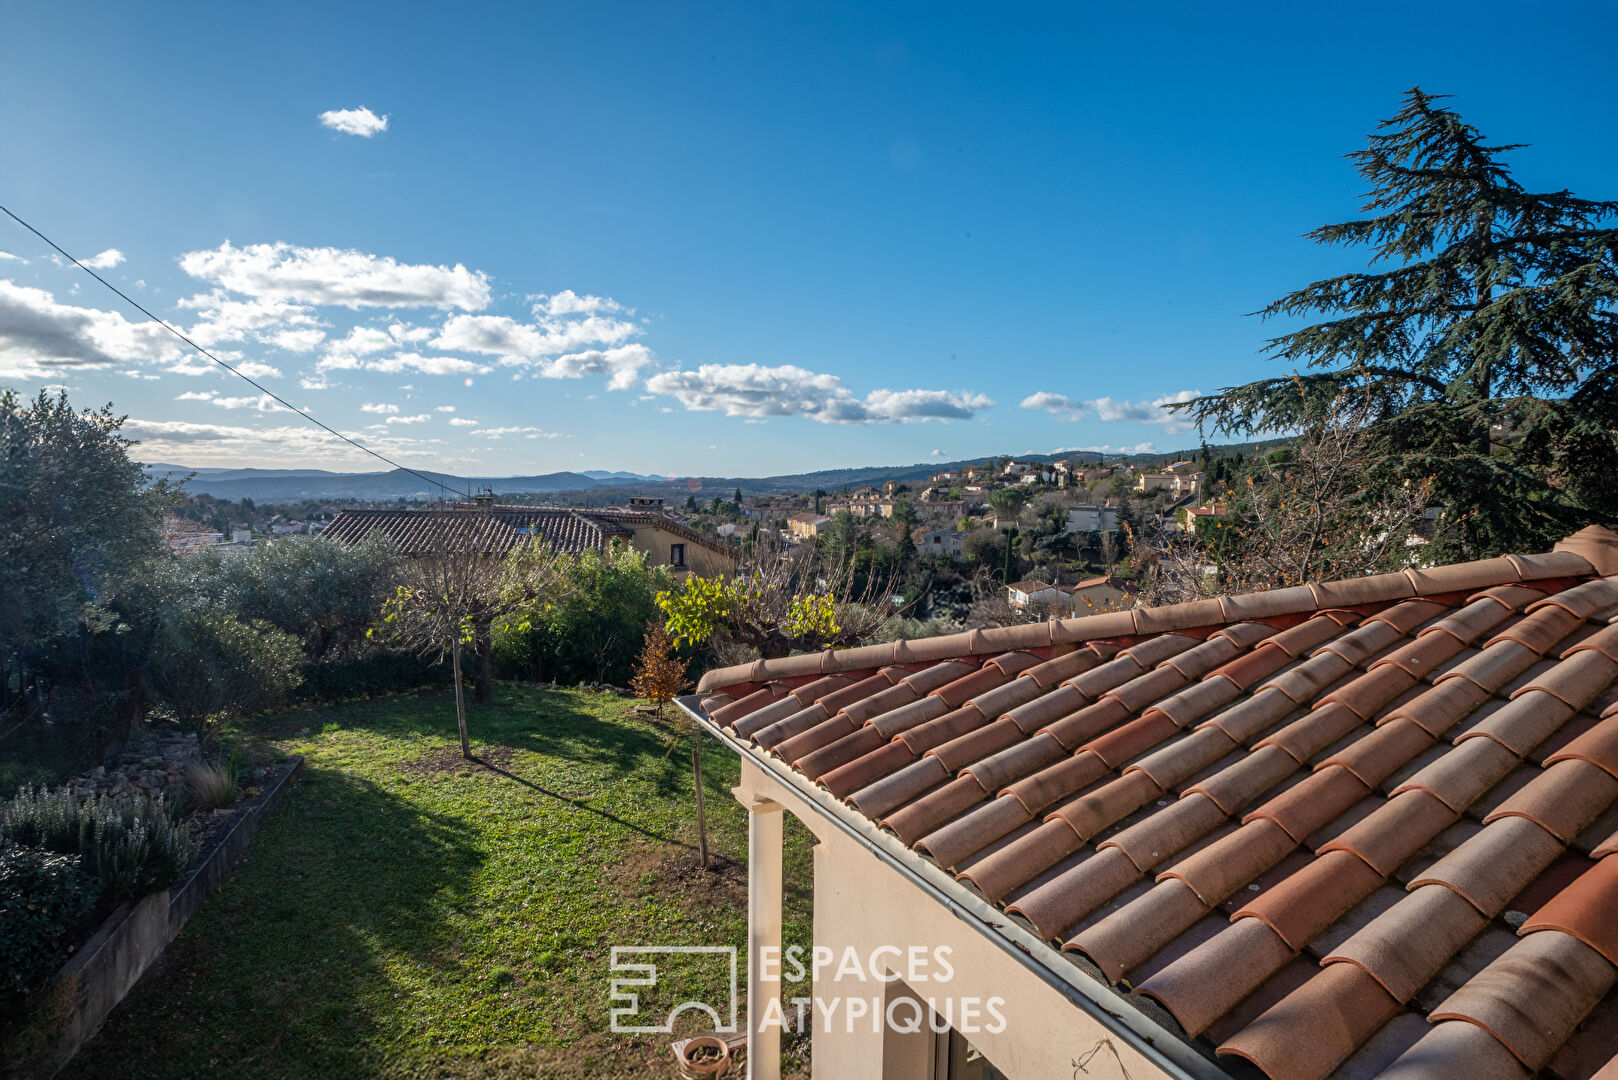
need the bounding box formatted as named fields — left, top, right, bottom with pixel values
left=747, top=798, right=784, bottom=1080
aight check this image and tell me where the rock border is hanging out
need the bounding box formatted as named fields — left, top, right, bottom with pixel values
left=20, top=756, right=304, bottom=1079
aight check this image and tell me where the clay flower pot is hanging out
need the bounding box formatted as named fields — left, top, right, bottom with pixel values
left=675, top=1034, right=732, bottom=1078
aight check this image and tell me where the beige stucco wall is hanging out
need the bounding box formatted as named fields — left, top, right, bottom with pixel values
left=734, top=758, right=1181, bottom=1080
left=627, top=525, right=737, bottom=578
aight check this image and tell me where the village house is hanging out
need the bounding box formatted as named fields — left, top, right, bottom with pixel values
left=1064, top=573, right=1135, bottom=612
left=1004, top=579, right=1064, bottom=609
left=1063, top=504, right=1121, bottom=534
left=322, top=502, right=738, bottom=577
left=787, top=512, right=834, bottom=539
left=919, top=527, right=966, bottom=561
left=1136, top=470, right=1204, bottom=497
left=919, top=497, right=968, bottom=522
left=683, top=525, right=1618, bottom=1080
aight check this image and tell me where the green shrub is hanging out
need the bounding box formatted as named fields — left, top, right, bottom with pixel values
left=493, top=545, right=674, bottom=685
left=0, top=844, right=99, bottom=998
left=291, top=644, right=449, bottom=702
left=0, top=788, right=193, bottom=902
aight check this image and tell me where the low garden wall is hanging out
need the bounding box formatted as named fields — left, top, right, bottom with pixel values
left=12, top=757, right=303, bottom=1079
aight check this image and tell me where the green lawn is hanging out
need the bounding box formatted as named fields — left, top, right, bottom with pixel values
left=71, top=686, right=815, bottom=1078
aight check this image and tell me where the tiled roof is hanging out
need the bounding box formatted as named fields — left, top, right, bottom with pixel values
left=696, top=527, right=1618, bottom=1080
left=1008, top=580, right=1059, bottom=594
left=323, top=507, right=630, bottom=556
left=324, top=505, right=737, bottom=562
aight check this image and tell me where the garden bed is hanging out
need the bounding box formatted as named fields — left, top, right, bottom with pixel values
left=2, top=757, right=302, bottom=1080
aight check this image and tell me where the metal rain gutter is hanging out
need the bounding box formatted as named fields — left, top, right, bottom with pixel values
left=675, top=694, right=1228, bottom=1080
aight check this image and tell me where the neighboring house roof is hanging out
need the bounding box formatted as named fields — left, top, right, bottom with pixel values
left=789, top=512, right=831, bottom=524
left=1007, top=580, right=1058, bottom=594
left=1069, top=575, right=1133, bottom=592
left=323, top=505, right=735, bottom=560
left=693, top=526, right=1618, bottom=1080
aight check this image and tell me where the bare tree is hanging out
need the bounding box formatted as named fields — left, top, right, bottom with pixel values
left=378, top=511, right=567, bottom=758
left=1140, top=393, right=1433, bottom=605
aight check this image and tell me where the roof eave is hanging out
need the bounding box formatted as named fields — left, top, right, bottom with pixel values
left=675, top=693, right=1230, bottom=1080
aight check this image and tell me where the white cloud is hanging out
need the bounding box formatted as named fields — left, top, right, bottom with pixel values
left=326, top=325, right=395, bottom=356
left=176, top=390, right=215, bottom=401
left=530, top=289, right=624, bottom=317
left=643, top=363, right=993, bottom=424
left=360, top=402, right=399, bottom=414
left=386, top=413, right=430, bottom=425
left=363, top=352, right=490, bottom=376
left=233, top=361, right=282, bottom=379
left=434, top=311, right=641, bottom=360
left=1053, top=442, right=1159, bottom=455
left=0, top=280, right=180, bottom=376
left=0, top=251, right=27, bottom=263
left=80, top=249, right=126, bottom=269
left=269, top=328, right=326, bottom=353
left=481, top=425, right=556, bottom=439
left=210, top=393, right=277, bottom=411
left=121, top=418, right=437, bottom=468
left=537, top=343, right=653, bottom=390
left=1020, top=389, right=1200, bottom=435
left=319, top=106, right=389, bottom=137
left=434, top=405, right=455, bottom=412
left=929, top=449, right=945, bottom=457
left=448, top=417, right=479, bottom=426
left=179, top=241, right=490, bottom=310
left=177, top=289, right=322, bottom=348
left=300, top=374, right=332, bottom=390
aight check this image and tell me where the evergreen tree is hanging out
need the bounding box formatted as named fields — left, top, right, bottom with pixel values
left=1177, top=88, right=1618, bottom=560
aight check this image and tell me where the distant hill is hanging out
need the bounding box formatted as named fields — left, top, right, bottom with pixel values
left=142, top=439, right=1287, bottom=503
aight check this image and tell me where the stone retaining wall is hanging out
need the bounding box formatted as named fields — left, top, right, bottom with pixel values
left=24, top=757, right=303, bottom=1079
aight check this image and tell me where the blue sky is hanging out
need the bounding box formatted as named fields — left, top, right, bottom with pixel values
left=2, top=2, right=1614, bottom=477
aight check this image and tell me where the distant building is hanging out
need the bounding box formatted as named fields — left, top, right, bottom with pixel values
left=1065, top=575, right=1136, bottom=612
left=920, top=528, right=965, bottom=561
left=1135, top=470, right=1203, bottom=497
left=1006, top=579, right=1063, bottom=609
left=1063, top=505, right=1120, bottom=534
left=787, top=512, right=833, bottom=539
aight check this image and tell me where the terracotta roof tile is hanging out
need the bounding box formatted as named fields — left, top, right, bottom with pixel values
left=1135, top=915, right=1296, bottom=1037
left=849, top=756, right=949, bottom=819
left=913, top=793, right=1031, bottom=870
left=1378, top=1019, right=1531, bottom=1080
left=1003, top=845, right=1141, bottom=942
left=1429, top=929, right=1617, bottom=1071
left=1218, top=961, right=1401, bottom=1080
left=1245, top=764, right=1373, bottom=843
left=1483, top=758, right=1618, bottom=842
left=1511, top=648, right=1618, bottom=710
left=1323, top=883, right=1489, bottom=1002
left=689, top=544, right=1618, bottom=1080
left=1319, top=789, right=1460, bottom=876
left=1158, top=817, right=1297, bottom=905
left=1066, top=877, right=1214, bottom=983
left=1519, top=855, right=1618, bottom=964
left=1392, top=735, right=1520, bottom=812
left=1410, top=816, right=1566, bottom=917
left=1439, top=640, right=1542, bottom=693
left=1547, top=715, right=1618, bottom=777
left=1233, top=848, right=1385, bottom=950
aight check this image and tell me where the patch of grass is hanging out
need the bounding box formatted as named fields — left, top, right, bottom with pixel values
left=71, top=686, right=814, bottom=1079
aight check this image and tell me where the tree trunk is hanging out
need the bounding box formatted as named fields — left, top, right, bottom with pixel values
left=473, top=619, right=495, bottom=705
left=691, top=744, right=709, bottom=870
left=452, top=639, right=471, bottom=758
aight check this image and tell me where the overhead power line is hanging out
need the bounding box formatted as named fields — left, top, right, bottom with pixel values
left=0, top=204, right=470, bottom=500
